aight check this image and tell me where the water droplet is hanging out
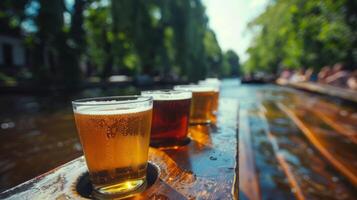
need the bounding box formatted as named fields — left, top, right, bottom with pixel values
left=209, top=156, right=217, bottom=160
left=73, top=143, right=82, bottom=151
left=332, top=176, right=339, bottom=182
left=57, top=142, right=64, bottom=147
left=340, top=110, right=348, bottom=116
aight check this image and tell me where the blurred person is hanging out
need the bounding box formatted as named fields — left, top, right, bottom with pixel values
left=318, top=66, right=332, bottom=83
left=304, top=68, right=314, bottom=82
left=347, top=71, right=357, bottom=90
left=290, top=69, right=305, bottom=83
left=276, top=69, right=292, bottom=85
left=325, top=63, right=349, bottom=88
left=280, top=69, right=293, bottom=79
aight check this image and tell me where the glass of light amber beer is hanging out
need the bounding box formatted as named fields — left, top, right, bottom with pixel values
left=141, top=90, right=192, bottom=146
left=72, top=96, right=153, bottom=198
left=174, top=85, right=216, bottom=124
left=198, top=80, right=220, bottom=124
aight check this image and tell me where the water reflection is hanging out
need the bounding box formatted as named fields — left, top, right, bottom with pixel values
left=161, top=124, right=213, bottom=174
left=189, top=124, right=213, bottom=148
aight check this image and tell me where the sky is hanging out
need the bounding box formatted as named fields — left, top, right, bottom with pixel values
left=202, top=0, right=269, bottom=62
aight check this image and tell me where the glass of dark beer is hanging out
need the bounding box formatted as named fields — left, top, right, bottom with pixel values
left=174, top=85, right=216, bottom=124
left=141, top=90, right=192, bottom=146
left=72, top=96, right=153, bottom=199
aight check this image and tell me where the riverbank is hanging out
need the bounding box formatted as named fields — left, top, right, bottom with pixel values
left=0, top=76, right=188, bottom=95
left=277, top=81, right=357, bottom=103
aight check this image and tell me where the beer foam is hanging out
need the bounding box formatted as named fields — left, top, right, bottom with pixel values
left=141, top=90, right=192, bottom=100
left=198, top=80, right=221, bottom=88
left=174, top=85, right=217, bottom=92
left=74, top=103, right=152, bottom=115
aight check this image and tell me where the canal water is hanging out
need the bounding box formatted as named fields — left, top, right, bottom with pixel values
left=0, top=79, right=356, bottom=198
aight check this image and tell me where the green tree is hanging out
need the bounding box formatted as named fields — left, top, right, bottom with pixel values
left=1, top=0, right=225, bottom=86
left=222, top=50, right=240, bottom=77
left=63, top=0, right=225, bottom=82
left=30, top=0, right=82, bottom=88
left=245, top=0, right=356, bottom=74
left=0, top=0, right=29, bottom=35
left=204, top=29, right=222, bottom=77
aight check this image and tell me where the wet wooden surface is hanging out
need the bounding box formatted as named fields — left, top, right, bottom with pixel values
left=239, top=110, right=260, bottom=200
left=237, top=85, right=357, bottom=200
left=279, top=103, right=357, bottom=186
left=0, top=98, right=239, bottom=200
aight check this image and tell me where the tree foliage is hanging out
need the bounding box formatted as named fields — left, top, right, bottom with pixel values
left=0, top=0, right=241, bottom=86
left=245, top=0, right=356, bottom=74
left=222, top=50, right=240, bottom=77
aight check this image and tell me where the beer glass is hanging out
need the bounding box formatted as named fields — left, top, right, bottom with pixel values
left=174, top=85, right=216, bottom=124
left=141, top=90, right=192, bottom=146
left=198, top=79, right=220, bottom=123
left=72, top=96, right=153, bottom=198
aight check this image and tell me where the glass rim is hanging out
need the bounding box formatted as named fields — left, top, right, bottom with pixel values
left=174, top=84, right=218, bottom=92
left=141, top=89, right=192, bottom=100
left=72, top=95, right=153, bottom=106
left=198, top=80, right=221, bottom=86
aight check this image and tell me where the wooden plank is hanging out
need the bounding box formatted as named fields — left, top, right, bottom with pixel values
left=239, top=109, right=261, bottom=200
left=0, top=157, right=88, bottom=200
left=233, top=103, right=239, bottom=200
left=315, top=100, right=357, bottom=125
left=280, top=88, right=357, bottom=143
left=307, top=107, right=357, bottom=145
left=1, top=99, right=239, bottom=200
left=257, top=111, right=305, bottom=200
left=277, top=103, right=357, bottom=186
left=242, top=104, right=296, bottom=199
left=259, top=101, right=357, bottom=199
